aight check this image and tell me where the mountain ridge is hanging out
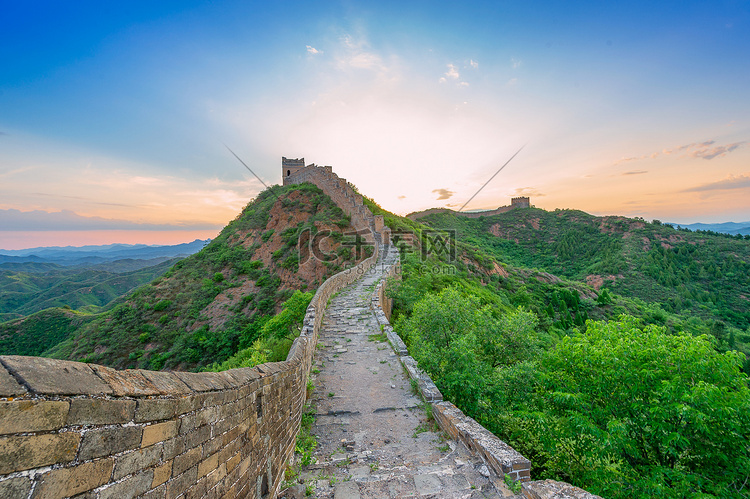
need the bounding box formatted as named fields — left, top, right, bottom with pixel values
left=0, top=238, right=210, bottom=264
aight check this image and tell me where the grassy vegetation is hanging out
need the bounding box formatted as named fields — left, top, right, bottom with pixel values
left=203, top=290, right=312, bottom=371
left=4, top=183, right=361, bottom=370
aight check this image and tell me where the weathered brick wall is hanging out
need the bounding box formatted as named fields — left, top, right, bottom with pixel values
left=283, top=164, right=391, bottom=244
left=370, top=255, right=399, bottom=322
left=0, top=170, right=384, bottom=498
left=407, top=202, right=524, bottom=221
left=0, top=353, right=309, bottom=498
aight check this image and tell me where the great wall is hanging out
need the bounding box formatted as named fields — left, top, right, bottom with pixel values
left=406, top=197, right=531, bottom=222
left=0, top=159, right=598, bottom=498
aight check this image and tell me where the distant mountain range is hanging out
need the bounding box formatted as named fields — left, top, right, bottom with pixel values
left=670, top=221, right=750, bottom=235
left=0, top=239, right=210, bottom=266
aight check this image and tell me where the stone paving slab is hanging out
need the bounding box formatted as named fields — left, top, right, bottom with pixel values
left=281, top=246, right=523, bottom=499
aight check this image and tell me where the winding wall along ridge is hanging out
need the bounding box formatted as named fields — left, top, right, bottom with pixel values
left=0, top=162, right=596, bottom=499
left=0, top=165, right=388, bottom=499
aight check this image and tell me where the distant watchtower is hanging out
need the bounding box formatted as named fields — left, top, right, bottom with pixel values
left=282, top=157, right=305, bottom=184
left=511, top=197, right=530, bottom=209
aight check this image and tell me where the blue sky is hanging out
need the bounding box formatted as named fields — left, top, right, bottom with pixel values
left=1, top=0, right=749, bottom=248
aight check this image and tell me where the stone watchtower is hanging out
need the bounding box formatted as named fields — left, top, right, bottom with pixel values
left=511, top=197, right=530, bottom=209
left=282, top=157, right=305, bottom=185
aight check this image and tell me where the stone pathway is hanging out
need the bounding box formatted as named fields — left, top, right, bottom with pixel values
left=284, top=247, right=521, bottom=498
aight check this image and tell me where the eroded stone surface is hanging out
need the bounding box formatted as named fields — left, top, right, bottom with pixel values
left=283, top=246, right=521, bottom=498
left=1, top=356, right=112, bottom=396
left=0, top=365, right=25, bottom=397
left=522, top=479, right=604, bottom=499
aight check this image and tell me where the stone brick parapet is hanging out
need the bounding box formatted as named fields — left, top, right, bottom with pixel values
left=406, top=201, right=527, bottom=221
left=0, top=354, right=301, bottom=498
left=432, top=402, right=530, bottom=481
left=522, top=479, right=603, bottom=499
left=0, top=165, right=387, bottom=498
left=401, top=356, right=443, bottom=402
left=283, top=164, right=391, bottom=244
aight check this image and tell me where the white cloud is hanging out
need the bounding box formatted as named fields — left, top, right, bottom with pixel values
left=445, top=64, right=460, bottom=79
left=348, top=52, right=384, bottom=70
left=469, top=59, right=478, bottom=69
left=458, top=81, right=469, bottom=87
left=511, top=57, right=522, bottom=69
left=306, top=45, right=322, bottom=55
left=335, top=34, right=387, bottom=73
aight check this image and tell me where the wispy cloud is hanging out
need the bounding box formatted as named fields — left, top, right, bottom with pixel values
left=432, top=188, right=454, bottom=200
left=439, top=61, right=477, bottom=86
left=306, top=45, right=322, bottom=55
left=622, top=170, right=648, bottom=176
left=130, top=176, right=164, bottom=186
left=614, top=140, right=746, bottom=165
left=336, top=34, right=386, bottom=72
left=0, top=166, right=33, bottom=179
left=689, top=142, right=745, bottom=160
left=511, top=57, right=522, bottom=69
left=682, top=173, right=750, bottom=192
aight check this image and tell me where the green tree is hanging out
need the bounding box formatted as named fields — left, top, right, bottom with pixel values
left=476, top=306, right=538, bottom=368
left=397, top=287, right=539, bottom=414
left=596, top=288, right=612, bottom=306
left=261, top=290, right=313, bottom=341
left=526, top=316, right=750, bottom=498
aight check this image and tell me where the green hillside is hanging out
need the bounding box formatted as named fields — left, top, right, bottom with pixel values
left=367, top=200, right=750, bottom=498
left=0, top=308, right=96, bottom=357
left=2, top=183, right=366, bottom=370
left=418, top=208, right=750, bottom=332
left=0, top=258, right=178, bottom=320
